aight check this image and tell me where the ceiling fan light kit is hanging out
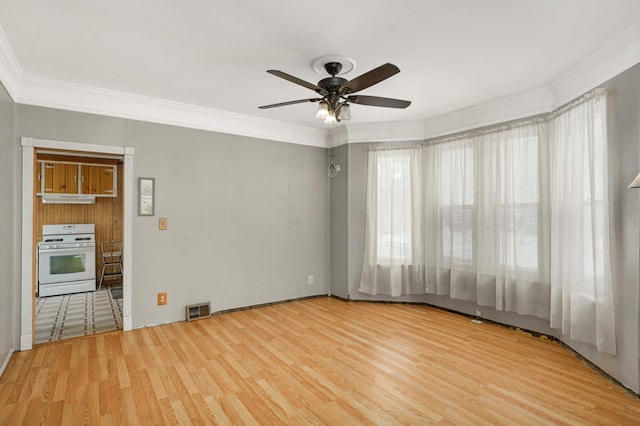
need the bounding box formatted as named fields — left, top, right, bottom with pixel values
left=259, top=57, right=411, bottom=124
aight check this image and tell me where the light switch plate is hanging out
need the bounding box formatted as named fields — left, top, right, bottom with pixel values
left=159, top=218, right=167, bottom=230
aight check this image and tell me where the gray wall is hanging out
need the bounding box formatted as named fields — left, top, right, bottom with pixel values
left=329, top=144, right=349, bottom=298
left=338, top=65, right=640, bottom=393
left=0, top=82, right=17, bottom=369
left=15, top=105, right=330, bottom=327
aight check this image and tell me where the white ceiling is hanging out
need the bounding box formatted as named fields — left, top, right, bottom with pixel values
left=2, top=0, right=640, bottom=137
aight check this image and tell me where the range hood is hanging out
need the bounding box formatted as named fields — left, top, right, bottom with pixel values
left=42, top=194, right=96, bottom=204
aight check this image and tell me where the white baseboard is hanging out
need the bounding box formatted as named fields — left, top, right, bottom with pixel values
left=0, top=349, right=14, bottom=378
left=20, top=333, right=32, bottom=351
left=123, top=316, right=133, bottom=331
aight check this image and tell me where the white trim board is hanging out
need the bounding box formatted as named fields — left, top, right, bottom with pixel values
left=3, top=24, right=640, bottom=147
left=0, top=24, right=22, bottom=99
left=20, top=137, right=134, bottom=351
left=0, top=349, right=13, bottom=378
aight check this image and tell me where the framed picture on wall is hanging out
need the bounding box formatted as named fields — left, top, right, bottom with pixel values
left=138, top=177, right=155, bottom=216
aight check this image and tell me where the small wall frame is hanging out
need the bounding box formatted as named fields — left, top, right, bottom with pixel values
left=138, top=177, right=155, bottom=216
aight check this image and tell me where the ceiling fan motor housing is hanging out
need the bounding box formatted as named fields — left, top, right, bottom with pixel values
left=324, top=61, right=343, bottom=75
left=319, top=62, right=347, bottom=91
left=318, top=62, right=348, bottom=111
left=318, top=76, right=347, bottom=92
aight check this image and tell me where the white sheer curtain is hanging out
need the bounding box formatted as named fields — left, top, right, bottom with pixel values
left=423, top=122, right=549, bottom=317
left=361, top=123, right=549, bottom=316
left=549, top=90, right=616, bottom=354
left=360, top=146, right=423, bottom=296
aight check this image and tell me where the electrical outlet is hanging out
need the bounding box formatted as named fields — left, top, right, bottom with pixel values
left=476, top=310, right=482, bottom=317
left=159, top=218, right=167, bottom=230
left=158, top=292, right=167, bottom=305
left=308, top=275, right=314, bottom=284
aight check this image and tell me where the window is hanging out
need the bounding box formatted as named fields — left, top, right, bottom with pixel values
left=440, top=142, right=474, bottom=265
left=499, top=135, right=540, bottom=272
left=375, top=149, right=417, bottom=264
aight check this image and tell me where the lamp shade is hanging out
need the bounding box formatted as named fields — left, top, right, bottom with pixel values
left=338, top=103, right=351, bottom=121
left=315, top=101, right=329, bottom=119
left=324, top=113, right=337, bottom=125
left=629, top=172, right=640, bottom=188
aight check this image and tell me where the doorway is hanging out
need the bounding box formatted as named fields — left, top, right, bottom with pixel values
left=33, top=155, right=123, bottom=343
left=20, top=137, right=134, bottom=350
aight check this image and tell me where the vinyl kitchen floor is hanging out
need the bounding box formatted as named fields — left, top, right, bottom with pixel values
left=35, top=287, right=123, bottom=344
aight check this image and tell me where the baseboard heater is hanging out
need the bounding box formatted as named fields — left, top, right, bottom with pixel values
left=186, top=302, right=211, bottom=321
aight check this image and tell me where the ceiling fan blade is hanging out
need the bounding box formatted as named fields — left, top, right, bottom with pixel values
left=347, top=95, right=411, bottom=109
left=340, top=63, right=400, bottom=94
left=258, top=98, right=322, bottom=109
left=267, top=70, right=328, bottom=96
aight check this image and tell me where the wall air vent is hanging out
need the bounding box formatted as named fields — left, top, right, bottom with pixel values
left=186, top=302, right=211, bottom=321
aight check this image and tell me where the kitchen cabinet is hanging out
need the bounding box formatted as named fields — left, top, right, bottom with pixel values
left=42, top=162, right=79, bottom=194
left=38, top=160, right=117, bottom=197
left=81, top=165, right=115, bottom=195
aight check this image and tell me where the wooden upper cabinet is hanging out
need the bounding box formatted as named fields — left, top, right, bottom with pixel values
left=43, top=162, right=79, bottom=194
left=81, top=165, right=98, bottom=194
left=100, top=166, right=115, bottom=195
left=38, top=160, right=117, bottom=197
left=81, top=165, right=116, bottom=195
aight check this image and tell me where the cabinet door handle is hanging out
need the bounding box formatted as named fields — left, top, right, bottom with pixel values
left=74, top=175, right=78, bottom=182
left=37, top=173, right=41, bottom=181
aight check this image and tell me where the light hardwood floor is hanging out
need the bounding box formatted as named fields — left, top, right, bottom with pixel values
left=1, top=297, right=639, bottom=424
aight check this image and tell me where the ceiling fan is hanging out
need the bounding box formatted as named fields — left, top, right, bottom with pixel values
left=259, top=61, right=411, bottom=124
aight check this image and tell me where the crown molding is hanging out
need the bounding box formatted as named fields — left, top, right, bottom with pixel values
left=0, top=25, right=23, bottom=99
left=421, top=87, right=554, bottom=140
left=550, top=23, right=640, bottom=109
left=339, top=120, right=426, bottom=145
left=330, top=87, right=553, bottom=146
left=14, top=76, right=328, bottom=147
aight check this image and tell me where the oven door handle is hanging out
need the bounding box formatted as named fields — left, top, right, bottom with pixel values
left=38, top=245, right=95, bottom=254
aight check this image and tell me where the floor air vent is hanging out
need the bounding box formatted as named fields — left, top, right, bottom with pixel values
left=186, top=302, right=211, bottom=321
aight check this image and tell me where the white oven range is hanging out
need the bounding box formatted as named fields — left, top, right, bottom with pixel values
left=37, top=224, right=96, bottom=297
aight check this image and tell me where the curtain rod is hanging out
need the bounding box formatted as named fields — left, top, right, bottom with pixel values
left=425, top=117, right=547, bottom=146
left=369, top=144, right=422, bottom=152
left=550, top=88, right=606, bottom=118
